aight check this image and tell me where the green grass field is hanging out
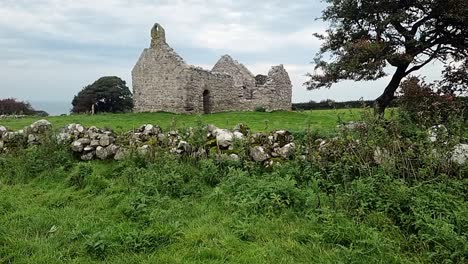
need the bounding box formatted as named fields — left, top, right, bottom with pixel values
left=2, top=108, right=465, bottom=263
left=0, top=109, right=368, bottom=133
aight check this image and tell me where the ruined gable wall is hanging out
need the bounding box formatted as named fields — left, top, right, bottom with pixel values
left=132, top=44, right=190, bottom=113
left=248, top=65, right=292, bottom=111
left=212, top=55, right=256, bottom=99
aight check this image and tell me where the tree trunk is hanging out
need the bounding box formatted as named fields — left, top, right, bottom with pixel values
left=374, top=65, right=409, bottom=116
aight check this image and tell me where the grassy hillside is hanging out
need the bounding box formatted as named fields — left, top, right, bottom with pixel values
left=0, top=109, right=367, bottom=133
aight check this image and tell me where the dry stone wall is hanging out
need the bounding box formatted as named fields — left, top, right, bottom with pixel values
left=1, top=120, right=467, bottom=166
left=132, top=23, right=292, bottom=114
left=0, top=120, right=301, bottom=166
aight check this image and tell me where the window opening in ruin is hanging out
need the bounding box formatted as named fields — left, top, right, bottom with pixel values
left=203, top=90, right=211, bottom=114
left=242, top=86, right=253, bottom=100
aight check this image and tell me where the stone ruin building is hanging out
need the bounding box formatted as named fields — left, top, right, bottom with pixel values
left=132, top=23, right=292, bottom=114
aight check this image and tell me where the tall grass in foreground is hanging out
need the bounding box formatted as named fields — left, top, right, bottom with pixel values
left=0, top=109, right=467, bottom=263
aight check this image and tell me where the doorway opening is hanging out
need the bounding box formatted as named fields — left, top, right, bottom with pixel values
left=203, top=90, right=211, bottom=114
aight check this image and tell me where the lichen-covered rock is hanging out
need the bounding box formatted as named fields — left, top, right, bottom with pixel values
left=30, top=119, right=52, bottom=133
left=90, top=139, right=100, bottom=147
left=229, top=153, right=240, bottom=162
left=233, top=131, right=244, bottom=140
left=272, top=130, right=293, bottom=147
left=277, top=143, right=296, bottom=159
left=451, top=144, right=468, bottom=165
left=250, top=133, right=268, bottom=145
left=114, top=147, right=129, bottom=161
left=106, top=144, right=120, bottom=156
left=216, top=130, right=233, bottom=148
left=27, top=134, right=37, bottom=144
left=207, top=124, right=219, bottom=138
left=177, top=141, right=192, bottom=154
left=71, top=138, right=91, bottom=152
left=96, top=146, right=109, bottom=160
left=233, top=123, right=250, bottom=135
left=157, top=133, right=167, bottom=143
left=99, top=135, right=114, bottom=147
left=76, top=124, right=85, bottom=134
left=0, top=126, right=7, bottom=137
left=80, top=151, right=95, bottom=161
left=57, top=132, right=72, bottom=143
left=142, top=124, right=161, bottom=135
left=63, top=123, right=85, bottom=138
left=250, top=146, right=270, bottom=162
left=71, top=141, right=84, bottom=152
left=3, top=131, right=24, bottom=143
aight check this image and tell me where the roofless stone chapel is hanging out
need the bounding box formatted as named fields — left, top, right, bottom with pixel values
left=132, top=23, right=292, bottom=114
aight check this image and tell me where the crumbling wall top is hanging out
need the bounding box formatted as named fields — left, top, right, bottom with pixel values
left=151, top=23, right=166, bottom=48
left=266, top=64, right=291, bottom=85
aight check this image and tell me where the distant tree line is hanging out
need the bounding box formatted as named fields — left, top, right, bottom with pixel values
left=292, top=97, right=468, bottom=111
left=292, top=99, right=397, bottom=111
left=0, top=98, right=48, bottom=116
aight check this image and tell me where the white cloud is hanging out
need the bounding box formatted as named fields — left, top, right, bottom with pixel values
left=0, top=0, right=448, bottom=110
left=0, top=0, right=323, bottom=52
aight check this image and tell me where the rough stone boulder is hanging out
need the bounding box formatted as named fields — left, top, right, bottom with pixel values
left=216, top=129, right=233, bottom=148
left=71, top=138, right=91, bottom=153
left=114, top=147, right=129, bottom=161
left=64, top=123, right=86, bottom=137
left=272, top=130, right=293, bottom=146
left=215, top=129, right=244, bottom=148
left=428, top=125, right=448, bottom=142
left=96, top=145, right=119, bottom=160
left=207, top=124, right=219, bottom=138
left=250, top=133, right=269, bottom=145
left=250, top=146, right=270, bottom=162
left=177, top=140, right=192, bottom=154
left=57, top=132, right=72, bottom=144
left=2, top=131, right=25, bottom=144
left=0, top=126, right=8, bottom=137
left=29, top=119, right=52, bottom=133
left=277, top=143, right=296, bottom=159
left=233, top=123, right=250, bottom=135
left=96, top=146, right=109, bottom=160
left=229, top=153, right=240, bottom=162
left=80, top=151, right=95, bottom=161
left=138, top=124, right=162, bottom=136
left=99, top=134, right=115, bottom=147
left=451, top=144, right=468, bottom=165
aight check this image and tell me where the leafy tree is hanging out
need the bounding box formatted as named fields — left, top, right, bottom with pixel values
left=307, top=0, right=468, bottom=114
left=437, top=60, right=468, bottom=95
left=0, top=98, right=35, bottom=115
left=399, top=76, right=465, bottom=125
left=71, top=76, right=133, bottom=113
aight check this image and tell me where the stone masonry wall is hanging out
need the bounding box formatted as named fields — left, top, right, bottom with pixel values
left=132, top=23, right=292, bottom=114
left=132, top=44, right=189, bottom=113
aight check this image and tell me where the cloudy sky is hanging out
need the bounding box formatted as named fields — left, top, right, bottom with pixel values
left=0, top=0, right=444, bottom=114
